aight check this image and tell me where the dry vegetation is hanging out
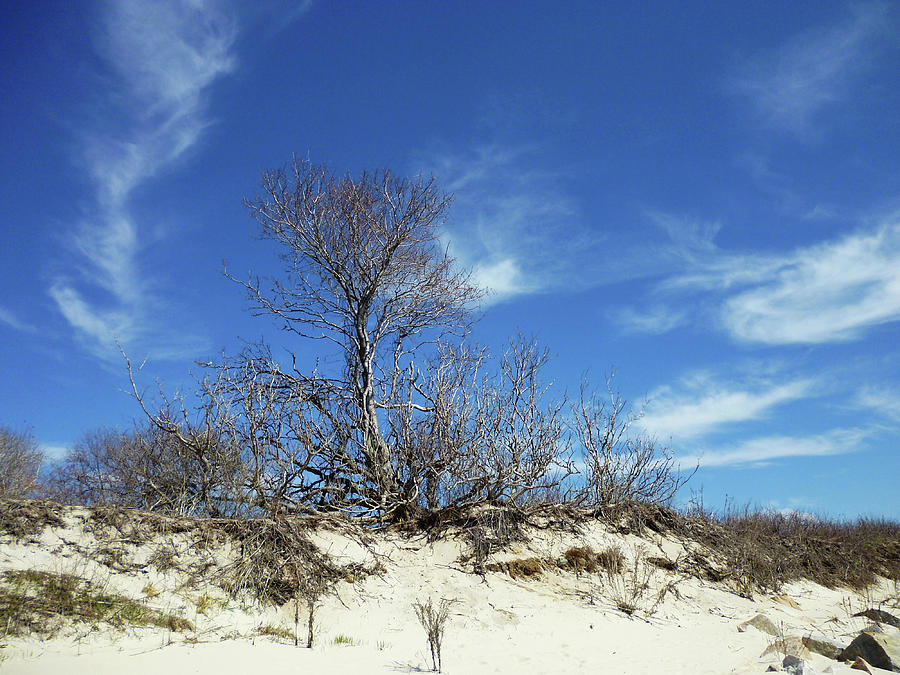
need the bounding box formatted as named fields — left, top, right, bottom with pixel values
left=674, top=507, right=900, bottom=595
left=0, top=569, right=193, bottom=638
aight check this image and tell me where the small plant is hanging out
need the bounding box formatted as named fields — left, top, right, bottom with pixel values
left=607, top=546, right=661, bottom=616
left=413, top=596, right=452, bottom=673
left=332, top=633, right=356, bottom=645
left=148, top=545, right=179, bottom=574
left=257, top=623, right=294, bottom=641
left=141, top=583, right=160, bottom=598
left=597, top=546, right=626, bottom=577
left=564, top=546, right=599, bottom=574
left=193, top=592, right=214, bottom=616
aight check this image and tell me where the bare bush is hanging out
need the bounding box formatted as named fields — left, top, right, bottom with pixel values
left=571, top=377, right=694, bottom=511
left=607, top=545, right=665, bottom=616
left=47, top=421, right=242, bottom=517
left=413, top=596, right=452, bottom=672
left=392, top=337, right=574, bottom=510
left=0, top=426, right=43, bottom=499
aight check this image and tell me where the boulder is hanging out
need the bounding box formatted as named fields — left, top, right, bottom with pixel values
left=783, top=654, right=818, bottom=674
left=802, top=634, right=845, bottom=660
left=849, top=657, right=873, bottom=673
left=739, top=614, right=781, bottom=636
left=840, top=631, right=900, bottom=672
left=853, top=609, right=900, bottom=630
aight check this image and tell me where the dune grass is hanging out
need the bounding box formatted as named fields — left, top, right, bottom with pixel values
left=0, top=569, right=193, bottom=638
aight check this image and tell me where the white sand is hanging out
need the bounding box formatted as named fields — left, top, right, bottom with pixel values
left=1, top=506, right=897, bottom=674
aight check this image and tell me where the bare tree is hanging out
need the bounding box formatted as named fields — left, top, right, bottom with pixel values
left=0, top=426, right=43, bottom=498
left=229, top=160, right=483, bottom=514
left=45, top=427, right=138, bottom=507
left=111, top=159, right=694, bottom=520
left=570, top=377, right=694, bottom=511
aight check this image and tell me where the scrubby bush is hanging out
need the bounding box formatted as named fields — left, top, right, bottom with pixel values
left=0, top=426, right=43, bottom=498
left=46, top=422, right=242, bottom=517
left=570, top=379, right=694, bottom=512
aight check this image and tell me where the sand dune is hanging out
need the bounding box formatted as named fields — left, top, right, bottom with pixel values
left=1, top=503, right=897, bottom=674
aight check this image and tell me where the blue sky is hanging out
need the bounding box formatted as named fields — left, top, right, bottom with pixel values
left=2, top=1, right=899, bottom=518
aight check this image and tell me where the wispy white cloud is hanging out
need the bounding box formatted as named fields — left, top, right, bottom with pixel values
left=856, top=386, right=900, bottom=422
left=679, top=427, right=869, bottom=468
left=731, top=3, right=891, bottom=136
left=420, top=143, right=665, bottom=304
left=720, top=221, right=900, bottom=344
left=640, top=373, right=817, bottom=440
left=612, top=305, right=687, bottom=335
left=51, top=0, right=237, bottom=361
left=470, top=258, right=530, bottom=300
left=642, top=213, right=900, bottom=345
left=0, top=306, right=36, bottom=333
left=645, top=210, right=721, bottom=263
left=421, top=144, right=587, bottom=303
left=265, top=0, right=314, bottom=36
left=39, top=444, right=70, bottom=462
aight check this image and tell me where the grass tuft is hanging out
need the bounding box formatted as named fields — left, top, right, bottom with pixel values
left=257, top=623, right=294, bottom=641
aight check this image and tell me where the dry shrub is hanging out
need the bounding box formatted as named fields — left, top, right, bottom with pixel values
left=646, top=555, right=678, bottom=571
left=564, top=546, right=599, bottom=574
left=0, top=499, right=65, bottom=540
left=486, top=557, right=547, bottom=578
left=0, top=428, right=43, bottom=499
left=607, top=546, right=663, bottom=616
left=562, top=545, right=625, bottom=576
left=597, top=546, right=626, bottom=576
left=413, top=597, right=452, bottom=672
left=571, top=380, right=694, bottom=511
left=148, top=542, right=181, bottom=574
left=219, top=516, right=338, bottom=605
left=676, top=506, right=900, bottom=594
left=257, top=623, right=294, bottom=642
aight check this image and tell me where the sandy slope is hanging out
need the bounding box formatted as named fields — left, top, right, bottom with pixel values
left=1, top=505, right=897, bottom=674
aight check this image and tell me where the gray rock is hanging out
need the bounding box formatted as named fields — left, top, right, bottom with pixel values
left=802, top=634, right=844, bottom=660
left=783, top=654, right=818, bottom=675
left=739, top=613, right=781, bottom=636
left=840, top=631, right=900, bottom=672
left=853, top=609, right=900, bottom=629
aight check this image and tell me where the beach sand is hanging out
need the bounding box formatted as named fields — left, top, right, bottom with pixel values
left=1, top=504, right=896, bottom=674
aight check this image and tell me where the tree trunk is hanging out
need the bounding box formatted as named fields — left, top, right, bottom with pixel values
left=356, top=321, right=395, bottom=501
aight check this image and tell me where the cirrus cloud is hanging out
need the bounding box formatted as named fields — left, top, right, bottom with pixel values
left=51, top=0, right=238, bottom=362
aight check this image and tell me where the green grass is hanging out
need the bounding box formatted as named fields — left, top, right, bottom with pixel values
left=332, top=633, right=357, bottom=645
left=0, top=569, right=194, bottom=638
